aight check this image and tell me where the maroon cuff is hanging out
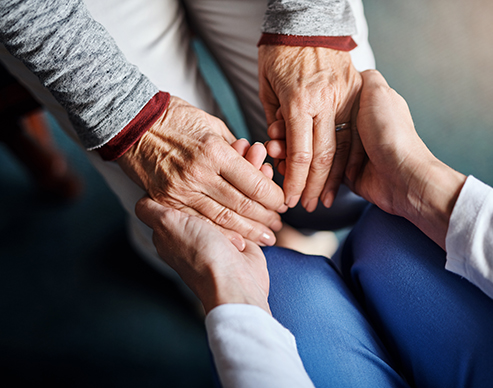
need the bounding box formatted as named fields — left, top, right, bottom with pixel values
left=98, top=91, right=170, bottom=161
left=257, top=33, right=357, bottom=51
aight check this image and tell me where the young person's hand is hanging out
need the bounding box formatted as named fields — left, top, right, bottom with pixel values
left=347, top=70, right=466, bottom=249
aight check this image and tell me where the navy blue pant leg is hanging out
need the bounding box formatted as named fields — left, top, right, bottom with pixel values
left=341, top=206, right=493, bottom=388
left=264, top=246, right=408, bottom=388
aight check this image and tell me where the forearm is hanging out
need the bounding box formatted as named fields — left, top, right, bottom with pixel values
left=0, top=0, right=158, bottom=150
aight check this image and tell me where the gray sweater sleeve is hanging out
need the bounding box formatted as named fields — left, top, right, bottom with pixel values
left=0, top=0, right=158, bottom=150
left=262, top=0, right=357, bottom=37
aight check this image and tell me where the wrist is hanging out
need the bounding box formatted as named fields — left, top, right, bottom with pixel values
left=98, top=91, right=170, bottom=161
left=198, top=274, right=271, bottom=315
left=401, top=160, right=466, bottom=249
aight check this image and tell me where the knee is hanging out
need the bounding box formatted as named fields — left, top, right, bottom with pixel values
left=341, top=206, right=445, bottom=281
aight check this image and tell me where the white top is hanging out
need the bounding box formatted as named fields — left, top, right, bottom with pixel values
left=205, top=175, right=493, bottom=388
left=205, top=304, right=315, bottom=388
left=446, top=176, right=493, bottom=298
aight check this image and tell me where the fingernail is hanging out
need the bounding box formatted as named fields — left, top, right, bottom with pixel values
left=271, top=220, right=283, bottom=232
left=260, top=232, right=275, bottom=246
left=231, top=237, right=246, bottom=251
left=277, top=204, right=288, bottom=213
left=285, top=195, right=300, bottom=208
left=323, top=192, right=334, bottom=208
left=305, top=198, right=318, bottom=213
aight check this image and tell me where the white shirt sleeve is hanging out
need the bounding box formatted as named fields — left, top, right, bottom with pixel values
left=205, top=304, right=315, bottom=388
left=445, top=176, right=493, bottom=298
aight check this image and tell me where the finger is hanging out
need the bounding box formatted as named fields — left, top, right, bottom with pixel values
left=283, top=113, right=314, bottom=208
left=267, top=120, right=286, bottom=140
left=232, top=140, right=269, bottom=173
left=361, top=69, right=390, bottom=90
left=277, top=160, right=286, bottom=176
left=300, top=113, right=336, bottom=212
left=321, top=125, right=352, bottom=208
left=188, top=190, right=278, bottom=246
left=260, top=163, right=274, bottom=179
left=220, top=148, right=285, bottom=212
left=231, top=138, right=251, bottom=157
left=275, top=107, right=283, bottom=121
left=265, top=140, right=286, bottom=159
left=207, top=174, right=283, bottom=232
left=259, top=76, right=280, bottom=125
left=245, top=142, right=267, bottom=170
left=345, top=94, right=365, bottom=183
left=175, top=201, right=249, bottom=251
left=135, top=196, right=167, bottom=230
left=136, top=196, right=247, bottom=252
left=272, top=157, right=280, bottom=169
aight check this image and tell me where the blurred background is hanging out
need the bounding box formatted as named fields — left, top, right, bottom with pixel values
left=1, top=0, right=492, bottom=386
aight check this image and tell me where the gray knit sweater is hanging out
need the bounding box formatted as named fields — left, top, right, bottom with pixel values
left=0, top=0, right=356, bottom=150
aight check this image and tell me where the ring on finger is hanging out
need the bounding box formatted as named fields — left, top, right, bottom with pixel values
left=335, top=122, right=351, bottom=132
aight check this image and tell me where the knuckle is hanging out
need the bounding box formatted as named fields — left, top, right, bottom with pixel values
left=313, top=150, right=335, bottom=169
left=214, top=207, right=234, bottom=226
left=289, top=150, right=312, bottom=167
left=202, top=135, right=221, bottom=153
left=236, top=196, right=255, bottom=216
left=251, top=178, right=270, bottom=200
left=243, top=221, right=257, bottom=239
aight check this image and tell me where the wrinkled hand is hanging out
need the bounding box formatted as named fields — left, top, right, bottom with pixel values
left=259, top=45, right=362, bottom=212
left=135, top=142, right=272, bottom=314
left=118, top=96, right=285, bottom=249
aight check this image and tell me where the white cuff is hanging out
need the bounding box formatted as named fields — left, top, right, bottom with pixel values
left=445, top=176, right=493, bottom=298
left=206, top=304, right=314, bottom=388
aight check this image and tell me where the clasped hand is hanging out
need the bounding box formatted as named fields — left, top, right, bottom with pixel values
left=118, top=96, right=285, bottom=250
left=136, top=69, right=465, bottom=313
left=259, top=45, right=362, bottom=212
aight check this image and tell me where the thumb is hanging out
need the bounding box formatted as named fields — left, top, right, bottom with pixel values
left=259, top=76, right=280, bottom=125
left=360, top=69, right=390, bottom=90
left=135, top=196, right=176, bottom=230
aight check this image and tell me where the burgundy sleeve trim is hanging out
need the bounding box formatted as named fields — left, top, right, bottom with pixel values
left=257, top=33, right=357, bottom=52
left=98, top=91, right=170, bottom=161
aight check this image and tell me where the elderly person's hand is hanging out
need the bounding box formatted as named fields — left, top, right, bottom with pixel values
left=346, top=70, right=466, bottom=249
left=135, top=148, right=272, bottom=313
left=118, top=96, right=285, bottom=250
left=259, top=45, right=362, bottom=212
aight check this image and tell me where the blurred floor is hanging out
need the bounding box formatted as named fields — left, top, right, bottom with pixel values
left=0, top=119, right=214, bottom=387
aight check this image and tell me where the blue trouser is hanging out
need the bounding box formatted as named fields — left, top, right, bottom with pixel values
left=265, top=205, right=493, bottom=387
